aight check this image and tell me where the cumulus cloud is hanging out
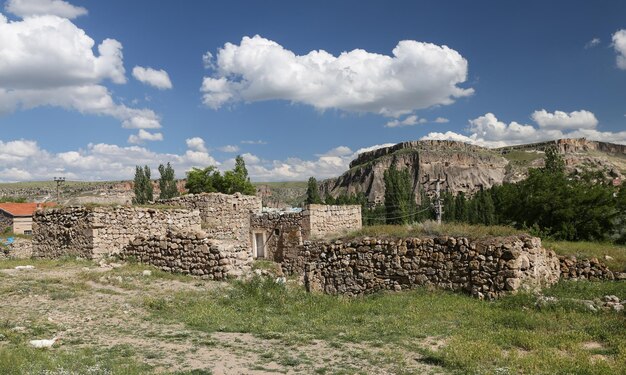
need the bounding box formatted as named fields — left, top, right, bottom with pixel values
left=422, top=110, right=626, bottom=147
left=201, top=35, right=473, bottom=117
left=584, top=38, right=600, bottom=49
left=127, top=129, right=163, bottom=144
left=185, top=137, right=207, bottom=152
left=241, top=139, right=267, bottom=145
left=0, top=10, right=163, bottom=137
left=218, top=145, right=240, bottom=153
left=0, top=136, right=400, bottom=182
left=5, top=0, right=87, bottom=19
left=0, top=137, right=221, bottom=182
left=531, top=109, right=598, bottom=130
left=434, top=117, right=449, bottom=123
left=613, top=30, right=626, bottom=69
left=385, top=115, right=427, bottom=128
left=132, top=66, right=172, bottom=90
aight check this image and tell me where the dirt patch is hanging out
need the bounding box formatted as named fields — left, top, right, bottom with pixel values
left=1, top=261, right=445, bottom=374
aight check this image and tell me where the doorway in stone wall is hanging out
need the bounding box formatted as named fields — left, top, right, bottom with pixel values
left=254, top=232, right=265, bottom=258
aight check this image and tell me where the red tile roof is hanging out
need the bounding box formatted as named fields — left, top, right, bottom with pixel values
left=0, top=203, right=56, bottom=217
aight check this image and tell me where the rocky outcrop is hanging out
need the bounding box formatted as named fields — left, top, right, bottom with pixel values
left=320, top=138, right=626, bottom=204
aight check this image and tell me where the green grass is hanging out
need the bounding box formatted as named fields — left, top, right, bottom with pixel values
left=0, top=344, right=150, bottom=374
left=545, top=240, right=626, bottom=272
left=501, top=150, right=544, bottom=165
left=344, top=221, right=525, bottom=240
left=144, top=277, right=626, bottom=374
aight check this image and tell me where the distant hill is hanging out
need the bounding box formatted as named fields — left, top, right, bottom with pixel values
left=320, top=138, right=626, bottom=204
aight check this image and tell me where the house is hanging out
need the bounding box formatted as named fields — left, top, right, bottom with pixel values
left=0, top=203, right=55, bottom=235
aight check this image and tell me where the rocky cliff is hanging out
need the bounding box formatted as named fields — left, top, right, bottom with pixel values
left=320, top=138, right=626, bottom=204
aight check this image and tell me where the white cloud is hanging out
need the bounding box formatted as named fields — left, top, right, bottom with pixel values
left=202, top=51, right=214, bottom=69
left=434, top=117, right=449, bottom=123
left=241, top=139, right=267, bottom=145
left=185, top=137, right=207, bottom=152
left=218, top=145, right=240, bottom=153
left=0, top=138, right=219, bottom=182
left=385, top=115, right=427, bottom=128
left=613, top=30, right=626, bottom=69
left=0, top=12, right=162, bottom=136
left=201, top=35, right=473, bottom=117
left=317, top=146, right=353, bottom=157
left=5, top=0, right=87, bottom=19
left=531, top=109, right=598, bottom=130
left=584, top=38, right=601, bottom=49
left=422, top=110, right=626, bottom=147
left=127, top=129, right=163, bottom=144
left=132, top=66, right=172, bottom=90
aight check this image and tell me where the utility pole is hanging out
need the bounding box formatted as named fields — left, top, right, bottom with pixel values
left=53, top=177, right=65, bottom=201
left=423, top=173, right=448, bottom=225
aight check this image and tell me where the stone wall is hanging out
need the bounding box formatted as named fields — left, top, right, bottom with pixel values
left=0, top=210, right=12, bottom=233
left=120, top=230, right=252, bottom=280
left=302, top=204, right=362, bottom=239
left=0, top=237, right=32, bottom=259
left=250, top=212, right=304, bottom=261
left=159, top=193, right=262, bottom=248
left=32, top=206, right=201, bottom=259
left=559, top=256, right=615, bottom=280
left=301, top=235, right=561, bottom=299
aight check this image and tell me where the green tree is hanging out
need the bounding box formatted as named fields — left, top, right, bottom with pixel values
left=185, top=166, right=222, bottom=194
left=305, top=177, right=323, bottom=204
left=185, top=156, right=255, bottom=196
left=383, top=165, right=416, bottom=224
left=454, top=192, right=468, bottom=222
left=544, top=146, right=565, bottom=174
left=133, top=165, right=153, bottom=204
left=158, top=162, right=179, bottom=200
left=221, top=155, right=256, bottom=195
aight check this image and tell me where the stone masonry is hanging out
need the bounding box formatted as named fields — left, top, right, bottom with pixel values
left=250, top=204, right=362, bottom=261
left=301, top=235, right=562, bottom=300
left=302, top=204, right=362, bottom=239
left=120, top=230, right=252, bottom=280
left=158, top=193, right=262, bottom=248
left=32, top=206, right=200, bottom=259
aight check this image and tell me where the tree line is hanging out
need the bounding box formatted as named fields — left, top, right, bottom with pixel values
left=133, top=155, right=255, bottom=204
left=307, top=147, right=626, bottom=242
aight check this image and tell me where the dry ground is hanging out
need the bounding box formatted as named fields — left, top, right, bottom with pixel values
left=0, top=260, right=444, bottom=374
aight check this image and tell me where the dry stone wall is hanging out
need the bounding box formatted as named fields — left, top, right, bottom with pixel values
left=301, top=235, right=561, bottom=299
left=32, top=206, right=201, bottom=259
left=302, top=204, right=362, bottom=239
left=120, top=230, right=252, bottom=280
left=159, top=193, right=262, bottom=248
left=559, top=256, right=615, bottom=280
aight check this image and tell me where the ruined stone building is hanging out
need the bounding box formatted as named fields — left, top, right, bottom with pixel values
left=32, top=193, right=362, bottom=279
left=31, top=191, right=610, bottom=299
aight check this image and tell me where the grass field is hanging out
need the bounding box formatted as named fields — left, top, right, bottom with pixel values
left=345, top=222, right=526, bottom=240
left=0, top=255, right=624, bottom=374
left=544, top=240, right=626, bottom=272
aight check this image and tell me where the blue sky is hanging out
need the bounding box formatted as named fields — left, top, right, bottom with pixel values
left=1, top=0, right=625, bottom=182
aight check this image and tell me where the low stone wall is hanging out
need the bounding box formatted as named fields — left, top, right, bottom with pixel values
left=159, top=193, right=262, bottom=248
left=302, top=236, right=561, bottom=299
left=0, top=210, right=12, bottom=233
left=120, top=231, right=252, bottom=280
left=0, top=237, right=32, bottom=259
left=302, top=204, right=362, bottom=239
left=32, top=206, right=201, bottom=259
left=250, top=212, right=304, bottom=261
left=559, top=256, right=614, bottom=280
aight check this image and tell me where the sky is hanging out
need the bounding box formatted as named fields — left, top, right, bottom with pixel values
left=1, top=0, right=626, bottom=183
